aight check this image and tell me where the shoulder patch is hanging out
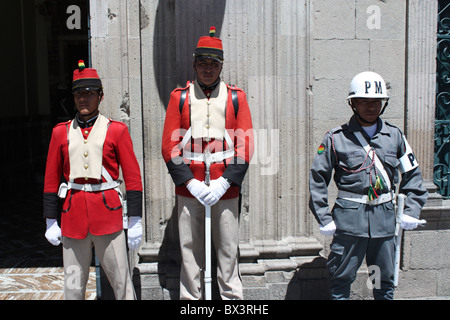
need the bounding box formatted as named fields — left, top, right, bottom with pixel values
left=317, top=144, right=325, bottom=154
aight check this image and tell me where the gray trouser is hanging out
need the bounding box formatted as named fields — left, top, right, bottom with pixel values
left=327, top=234, right=395, bottom=300
left=177, top=195, right=243, bottom=300
left=62, top=230, right=135, bottom=300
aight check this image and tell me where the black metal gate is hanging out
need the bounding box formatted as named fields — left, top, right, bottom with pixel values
left=435, top=0, right=450, bottom=198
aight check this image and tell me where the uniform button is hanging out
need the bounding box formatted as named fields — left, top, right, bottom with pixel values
left=206, top=113, right=211, bottom=117
left=207, top=101, right=211, bottom=105
left=84, top=139, right=88, bottom=144
left=84, top=152, right=88, bottom=157
left=84, top=164, right=89, bottom=169
left=84, top=130, right=89, bottom=135
left=206, top=125, right=210, bottom=129
left=85, top=177, right=89, bottom=181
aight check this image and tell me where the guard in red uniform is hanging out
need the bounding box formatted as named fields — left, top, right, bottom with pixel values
left=162, top=27, right=254, bottom=300
left=43, top=61, right=143, bottom=300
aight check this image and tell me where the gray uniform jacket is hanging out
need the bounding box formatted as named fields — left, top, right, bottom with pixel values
left=309, top=115, right=428, bottom=238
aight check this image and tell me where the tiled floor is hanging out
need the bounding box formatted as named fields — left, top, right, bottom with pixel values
left=0, top=262, right=96, bottom=300
left=0, top=193, right=96, bottom=300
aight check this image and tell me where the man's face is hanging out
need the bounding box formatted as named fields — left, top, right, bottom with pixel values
left=194, top=58, right=222, bottom=86
left=351, top=98, right=383, bottom=125
left=73, top=89, right=101, bottom=117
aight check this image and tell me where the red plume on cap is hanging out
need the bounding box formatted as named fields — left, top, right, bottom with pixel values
left=194, top=26, right=224, bottom=62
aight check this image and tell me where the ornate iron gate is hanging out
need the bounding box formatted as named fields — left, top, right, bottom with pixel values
left=435, top=0, right=450, bottom=198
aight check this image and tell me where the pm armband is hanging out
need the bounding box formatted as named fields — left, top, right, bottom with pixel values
left=398, top=135, right=419, bottom=174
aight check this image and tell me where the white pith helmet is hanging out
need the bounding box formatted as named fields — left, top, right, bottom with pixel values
left=347, top=71, right=389, bottom=100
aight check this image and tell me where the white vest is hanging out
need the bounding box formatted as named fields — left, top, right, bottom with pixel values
left=189, top=80, right=227, bottom=141
left=68, top=114, right=109, bottom=180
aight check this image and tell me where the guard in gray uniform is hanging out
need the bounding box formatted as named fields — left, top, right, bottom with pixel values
left=309, top=71, right=428, bottom=300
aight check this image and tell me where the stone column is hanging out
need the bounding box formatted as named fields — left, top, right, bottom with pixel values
left=243, top=0, right=322, bottom=268
left=89, top=0, right=144, bottom=297
left=89, top=0, right=144, bottom=229
left=405, top=0, right=441, bottom=207
left=90, top=0, right=144, bottom=180
left=135, top=0, right=324, bottom=299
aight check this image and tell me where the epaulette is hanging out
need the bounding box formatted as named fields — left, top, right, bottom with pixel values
left=327, top=125, right=344, bottom=135
left=384, top=120, right=398, bottom=128
left=175, top=82, right=192, bottom=113
left=384, top=120, right=400, bottom=129
left=54, top=120, right=71, bottom=128
left=226, top=84, right=241, bottom=118
left=384, top=120, right=404, bottom=135
left=108, top=118, right=124, bottom=126
left=172, top=81, right=192, bottom=93
left=226, top=84, right=243, bottom=92
left=173, top=85, right=190, bottom=92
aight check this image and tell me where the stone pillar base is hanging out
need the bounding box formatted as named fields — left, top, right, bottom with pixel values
left=133, top=238, right=330, bottom=300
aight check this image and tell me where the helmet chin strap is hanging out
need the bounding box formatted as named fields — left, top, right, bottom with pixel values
left=348, top=99, right=389, bottom=125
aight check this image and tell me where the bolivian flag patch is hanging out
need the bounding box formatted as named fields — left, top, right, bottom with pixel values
left=317, top=144, right=325, bottom=154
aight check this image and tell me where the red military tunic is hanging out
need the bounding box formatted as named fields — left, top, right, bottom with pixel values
left=161, top=82, right=254, bottom=199
left=43, top=118, right=143, bottom=239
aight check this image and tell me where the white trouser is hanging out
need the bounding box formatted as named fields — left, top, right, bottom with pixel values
left=62, top=230, right=135, bottom=300
left=177, top=195, right=243, bottom=300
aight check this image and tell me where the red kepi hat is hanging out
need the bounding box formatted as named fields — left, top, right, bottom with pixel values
left=72, top=60, right=103, bottom=92
left=194, top=26, right=224, bottom=63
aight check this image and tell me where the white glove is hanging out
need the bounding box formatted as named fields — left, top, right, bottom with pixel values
left=319, top=221, right=336, bottom=236
left=45, top=218, right=62, bottom=246
left=203, top=177, right=231, bottom=206
left=400, top=215, right=422, bottom=230
left=127, top=216, right=142, bottom=250
left=186, top=179, right=210, bottom=206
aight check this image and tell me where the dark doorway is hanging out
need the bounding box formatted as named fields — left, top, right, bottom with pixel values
left=0, top=0, right=89, bottom=268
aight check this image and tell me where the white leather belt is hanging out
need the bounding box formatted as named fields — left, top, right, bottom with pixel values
left=57, top=166, right=122, bottom=198
left=183, top=149, right=234, bottom=163
left=67, top=180, right=121, bottom=192
left=57, top=166, right=128, bottom=228
left=338, top=190, right=393, bottom=206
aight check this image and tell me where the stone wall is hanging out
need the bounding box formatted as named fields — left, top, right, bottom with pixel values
left=89, top=0, right=449, bottom=300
